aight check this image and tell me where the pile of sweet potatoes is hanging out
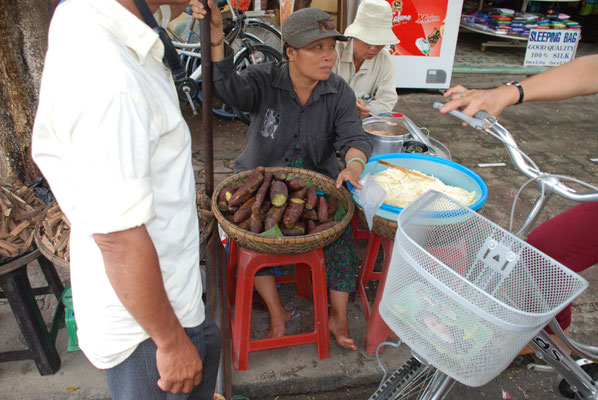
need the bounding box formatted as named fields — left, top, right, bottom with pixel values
left=217, top=167, right=343, bottom=236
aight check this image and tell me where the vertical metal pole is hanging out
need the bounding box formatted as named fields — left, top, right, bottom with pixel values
left=199, top=3, right=232, bottom=398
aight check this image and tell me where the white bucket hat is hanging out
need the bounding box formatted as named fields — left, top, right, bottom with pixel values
left=344, top=0, right=399, bottom=46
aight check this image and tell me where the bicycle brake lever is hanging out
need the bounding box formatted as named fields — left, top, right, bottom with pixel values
left=432, top=102, right=496, bottom=131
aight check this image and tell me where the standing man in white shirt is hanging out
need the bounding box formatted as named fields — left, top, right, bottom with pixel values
left=333, top=0, right=399, bottom=118
left=31, top=0, right=221, bottom=398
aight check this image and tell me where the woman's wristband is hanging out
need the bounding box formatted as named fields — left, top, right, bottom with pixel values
left=346, top=157, right=366, bottom=170
left=211, top=33, right=225, bottom=47
left=505, top=81, right=524, bottom=105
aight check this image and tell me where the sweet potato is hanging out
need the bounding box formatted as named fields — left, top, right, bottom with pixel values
left=281, top=220, right=305, bottom=236
left=259, top=200, right=271, bottom=215
left=306, top=220, right=317, bottom=234
left=269, top=180, right=288, bottom=207
left=238, top=217, right=252, bottom=231
left=310, top=221, right=337, bottom=234
left=263, top=204, right=286, bottom=231
left=227, top=205, right=239, bottom=213
left=228, top=166, right=265, bottom=207
left=233, top=197, right=256, bottom=224
left=249, top=211, right=264, bottom=233
left=285, top=178, right=304, bottom=191
left=302, top=208, right=318, bottom=221
left=252, top=172, right=273, bottom=212
left=225, top=185, right=238, bottom=203
left=317, top=196, right=328, bottom=223
left=217, top=187, right=232, bottom=211
left=290, top=186, right=308, bottom=201
left=305, top=186, right=317, bottom=210
left=327, top=196, right=339, bottom=221
left=283, top=197, right=305, bottom=228
left=273, top=169, right=287, bottom=181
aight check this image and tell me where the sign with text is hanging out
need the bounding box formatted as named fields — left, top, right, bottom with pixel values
left=524, top=29, right=581, bottom=67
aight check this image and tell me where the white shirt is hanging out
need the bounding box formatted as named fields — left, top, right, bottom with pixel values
left=32, top=0, right=204, bottom=369
left=333, top=39, right=398, bottom=116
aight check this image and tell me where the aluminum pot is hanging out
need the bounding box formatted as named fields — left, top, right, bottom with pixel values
left=362, top=115, right=410, bottom=156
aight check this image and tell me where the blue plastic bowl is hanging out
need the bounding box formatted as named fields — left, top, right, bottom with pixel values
left=348, top=153, right=488, bottom=217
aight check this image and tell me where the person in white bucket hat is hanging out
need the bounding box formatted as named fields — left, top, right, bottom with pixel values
left=333, top=0, right=399, bottom=118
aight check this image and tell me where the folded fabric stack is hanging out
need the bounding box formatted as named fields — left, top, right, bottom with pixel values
left=460, top=8, right=582, bottom=38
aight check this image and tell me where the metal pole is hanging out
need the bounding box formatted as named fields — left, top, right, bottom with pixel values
left=199, top=2, right=232, bottom=398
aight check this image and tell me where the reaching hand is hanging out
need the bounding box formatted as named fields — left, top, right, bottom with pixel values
left=356, top=98, right=371, bottom=119
left=190, top=0, right=223, bottom=36
left=439, top=84, right=520, bottom=126
left=336, top=163, right=363, bottom=190
left=156, top=331, right=203, bottom=394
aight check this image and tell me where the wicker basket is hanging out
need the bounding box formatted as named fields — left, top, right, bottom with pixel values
left=212, top=167, right=354, bottom=254
left=355, top=204, right=398, bottom=241
left=34, top=205, right=70, bottom=269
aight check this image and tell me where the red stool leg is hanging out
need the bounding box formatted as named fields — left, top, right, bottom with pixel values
left=294, top=263, right=311, bottom=298
left=365, top=237, right=395, bottom=355
left=231, top=245, right=256, bottom=371
left=227, top=240, right=238, bottom=305
left=351, top=215, right=370, bottom=241
left=305, top=249, right=329, bottom=360
left=356, top=233, right=381, bottom=321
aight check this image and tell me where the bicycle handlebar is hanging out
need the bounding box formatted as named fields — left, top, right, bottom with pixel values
left=433, top=102, right=598, bottom=204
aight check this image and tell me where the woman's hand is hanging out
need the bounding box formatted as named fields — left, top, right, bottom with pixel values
left=336, top=162, right=363, bottom=190
left=190, top=0, right=223, bottom=37
left=439, top=84, right=519, bottom=125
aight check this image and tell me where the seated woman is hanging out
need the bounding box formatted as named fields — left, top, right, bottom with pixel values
left=333, top=0, right=399, bottom=118
left=192, top=2, right=372, bottom=350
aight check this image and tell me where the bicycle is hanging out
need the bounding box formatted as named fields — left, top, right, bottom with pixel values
left=168, top=0, right=282, bottom=122
left=368, top=103, right=598, bottom=400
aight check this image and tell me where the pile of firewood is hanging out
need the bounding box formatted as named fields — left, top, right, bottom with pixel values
left=36, top=202, right=70, bottom=264
left=0, top=185, right=46, bottom=259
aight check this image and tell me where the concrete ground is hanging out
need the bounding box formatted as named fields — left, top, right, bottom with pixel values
left=1, top=34, right=597, bottom=400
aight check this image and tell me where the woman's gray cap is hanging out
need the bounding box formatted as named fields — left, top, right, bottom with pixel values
left=282, top=8, right=347, bottom=48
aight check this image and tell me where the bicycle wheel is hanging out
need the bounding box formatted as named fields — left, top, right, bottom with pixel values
left=369, top=357, right=454, bottom=400
left=232, top=43, right=282, bottom=125
left=244, top=19, right=282, bottom=54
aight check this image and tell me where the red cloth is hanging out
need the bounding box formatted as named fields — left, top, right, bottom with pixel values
left=526, top=202, right=598, bottom=331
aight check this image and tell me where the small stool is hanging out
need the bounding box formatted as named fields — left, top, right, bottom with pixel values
left=355, top=233, right=395, bottom=355
left=227, top=240, right=330, bottom=371
left=0, top=249, right=65, bottom=375
left=351, top=215, right=370, bottom=241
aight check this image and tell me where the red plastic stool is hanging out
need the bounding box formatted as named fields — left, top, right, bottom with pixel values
left=351, top=215, right=370, bottom=241
left=227, top=240, right=330, bottom=371
left=355, top=232, right=396, bottom=354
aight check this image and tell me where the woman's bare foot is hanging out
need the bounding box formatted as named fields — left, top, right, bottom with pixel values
left=266, top=308, right=292, bottom=339
left=329, top=315, right=357, bottom=351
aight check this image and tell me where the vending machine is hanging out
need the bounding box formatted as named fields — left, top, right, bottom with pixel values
left=386, top=0, right=463, bottom=89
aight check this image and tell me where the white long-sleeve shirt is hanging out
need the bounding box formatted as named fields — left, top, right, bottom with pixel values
left=32, top=0, right=204, bottom=369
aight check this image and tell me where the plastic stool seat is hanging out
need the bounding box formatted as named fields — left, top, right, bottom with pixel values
left=355, top=233, right=395, bottom=354
left=227, top=241, right=330, bottom=371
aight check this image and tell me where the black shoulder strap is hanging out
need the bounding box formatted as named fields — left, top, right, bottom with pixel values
left=132, top=0, right=186, bottom=81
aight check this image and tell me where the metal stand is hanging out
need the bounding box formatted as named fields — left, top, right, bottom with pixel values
left=0, top=249, right=65, bottom=375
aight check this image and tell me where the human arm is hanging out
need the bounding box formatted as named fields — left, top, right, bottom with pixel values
left=440, top=54, right=598, bottom=118
left=94, top=226, right=202, bottom=394
left=337, top=148, right=367, bottom=190
left=191, top=0, right=225, bottom=61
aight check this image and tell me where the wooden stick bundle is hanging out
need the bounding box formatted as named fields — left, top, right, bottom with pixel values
left=0, top=185, right=45, bottom=259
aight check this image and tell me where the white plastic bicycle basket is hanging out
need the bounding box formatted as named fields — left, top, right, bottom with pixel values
left=379, top=190, right=588, bottom=387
